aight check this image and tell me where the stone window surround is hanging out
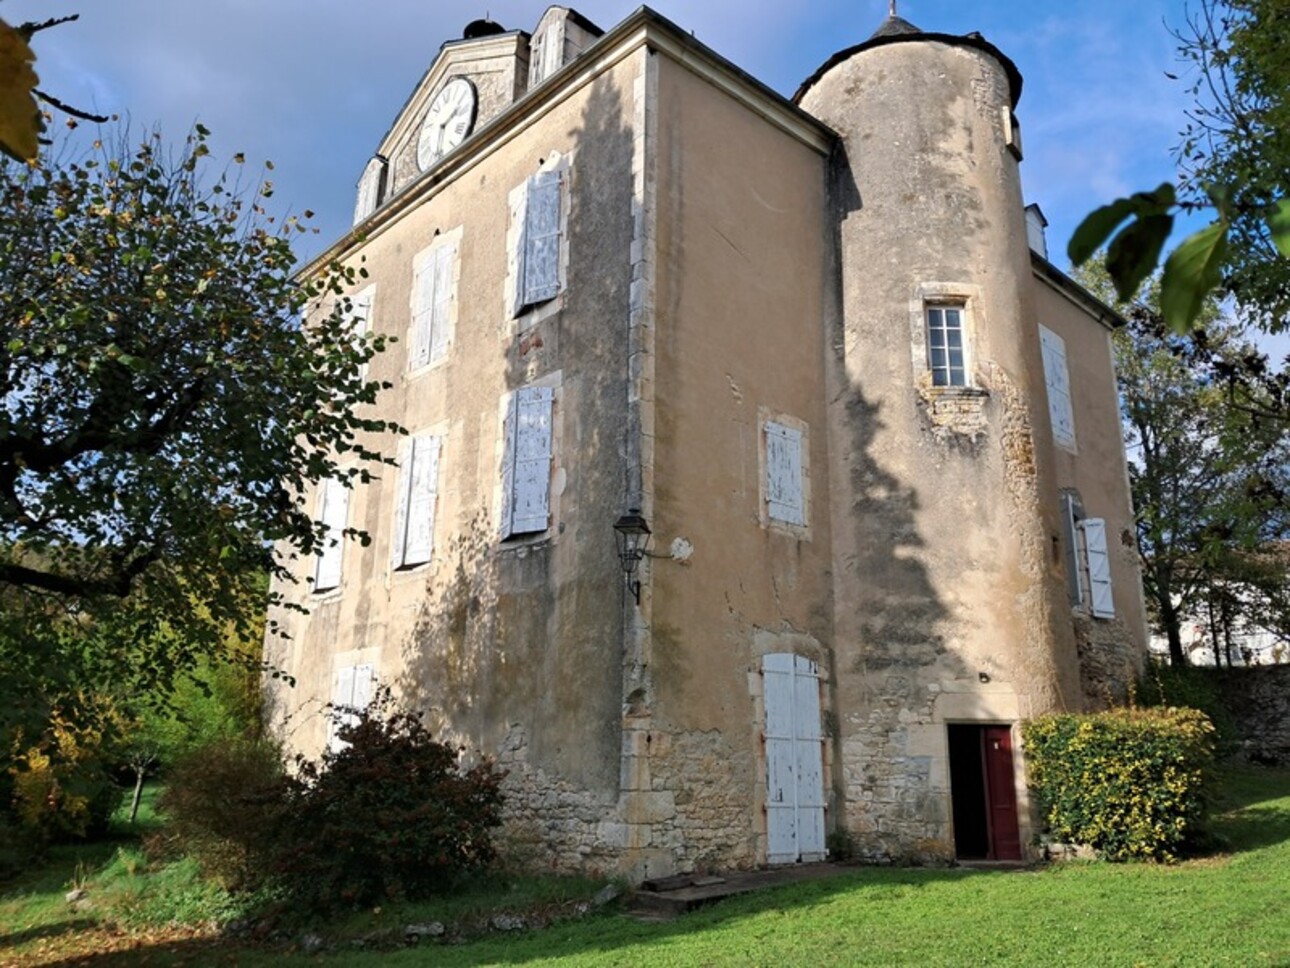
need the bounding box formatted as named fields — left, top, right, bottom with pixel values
left=757, top=406, right=812, bottom=539
left=492, top=369, right=566, bottom=550
left=505, top=149, right=574, bottom=334
left=407, top=224, right=464, bottom=380
left=388, top=418, right=452, bottom=584
left=908, top=281, right=985, bottom=394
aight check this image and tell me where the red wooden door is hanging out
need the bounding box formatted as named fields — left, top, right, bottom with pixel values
left=982, top=726, right=1021, bottom=860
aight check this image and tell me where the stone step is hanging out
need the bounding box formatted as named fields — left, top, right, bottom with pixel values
left=626, top=861, right=849, bottom=922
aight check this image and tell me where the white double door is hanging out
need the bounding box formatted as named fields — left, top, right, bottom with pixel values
left=763, top=653, right=826, bottom=864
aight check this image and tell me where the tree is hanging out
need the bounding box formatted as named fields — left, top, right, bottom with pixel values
left=1077, top=263, right=1290, bottom=663
left=118, top=619, right=264, bottom=824
left=0, top=125, right=397, bottom=693
left=1070, top=0, right=1290, bottom=332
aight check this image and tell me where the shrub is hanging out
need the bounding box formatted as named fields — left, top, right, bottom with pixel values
left=158, top=738, right=286, bottom=890
left=1022, top=706, right=1216, bottom=861
left=7, top=695, right=124, bottom=844
left=273, top=688, right=506, bottom=911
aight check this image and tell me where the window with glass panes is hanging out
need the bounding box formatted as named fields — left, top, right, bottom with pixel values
left=925, top=305, right=967, bottom=387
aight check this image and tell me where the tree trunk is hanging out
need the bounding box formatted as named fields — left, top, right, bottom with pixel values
left=129, top=766, right=146, bottom=824
left=1208, top=595, right=1223, bottom=667
left=1158, top=589, right=1187, bottom=666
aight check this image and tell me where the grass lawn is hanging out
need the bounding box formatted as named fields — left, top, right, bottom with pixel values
left=3, top=767, right=1289, bottom=966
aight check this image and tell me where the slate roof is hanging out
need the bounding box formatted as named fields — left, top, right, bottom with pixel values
left=793, top=22, right=1023, bottom=107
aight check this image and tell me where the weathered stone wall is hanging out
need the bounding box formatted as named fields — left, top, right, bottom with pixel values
left=1215, top=666, right=1290, bottom=765
left=1072, top=612, right=1142, bottom=709
left=494, top=725, right=619, bottom=874
left=624, top=723, right=757, bottom=876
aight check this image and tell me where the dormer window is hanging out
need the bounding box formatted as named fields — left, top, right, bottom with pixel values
left=529, top=22, right=565, bottom=87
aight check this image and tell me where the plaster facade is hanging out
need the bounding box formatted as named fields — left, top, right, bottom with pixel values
left=266, top=6, right=1147, bottom=879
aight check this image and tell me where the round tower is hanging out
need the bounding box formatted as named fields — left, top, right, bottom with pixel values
left=798, top=16, right=1083, bottom=862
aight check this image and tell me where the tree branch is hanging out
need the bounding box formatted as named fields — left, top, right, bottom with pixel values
left=0, top=546, right=159, bottom=598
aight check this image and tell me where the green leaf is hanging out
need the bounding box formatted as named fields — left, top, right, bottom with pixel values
left=1106, top=213, right=1174, bottom=302
left=1069, top=198, right=1136, bottom=266
left=1160, top=221, right=1228, bottom=333
left=1069, top=183, right=1177, bottom=267
left=1267, top=198, right=1290, bottom=259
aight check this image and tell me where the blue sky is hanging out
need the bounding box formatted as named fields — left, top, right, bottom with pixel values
left=7, top=0, right=1200, bottom=267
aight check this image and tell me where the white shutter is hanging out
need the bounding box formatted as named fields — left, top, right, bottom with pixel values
left=352, top=664, right=374, bottom=714
left=353, top=157, right=385, bottom=226
left=409, top=254, right=436, bottom=369
left=390, top=438, right=413, bottom=570
left=1081, top=517, right=1115, bottom=618
left=766, top=421, right=805, bottom=526
left=1061, top=493, right=1086, bottom=607
left=508, top=185, right=530, bottom=318
left=315, top=478, right=349, bottom=591
left=403, top=435, right=441, bottom=566
left=511, top=386, right=554, bottom=534
left=528, top=31, right=546, bottom=87
left=521, top=170, right=562, bottom=309
left=330, top=665, right=356, bottom=752
left=763, top=653, right=825, bottom=864
left=347, top=288, right=374, bottom=382
left=542, top=23, right=563, bottom=79
left=499, top=393, right=518, bottom=537
left=1039, top=325, right=1076, bottom=450
left=429, top=242, right=455, bottom=363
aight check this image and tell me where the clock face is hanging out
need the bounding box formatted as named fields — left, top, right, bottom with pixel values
left=417, top=77, right=477, bottom=171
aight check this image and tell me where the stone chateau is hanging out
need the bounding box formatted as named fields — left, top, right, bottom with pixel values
left=265, top=5, right=1149, bottom=880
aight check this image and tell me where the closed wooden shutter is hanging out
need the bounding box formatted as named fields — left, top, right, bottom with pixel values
left=528, top=31, right=546, bottom=87
left=508, top=183, right=530, bottom=318
left=766, top=421, right=805, bottom=526
left=499, top=393, right=518, bottom=537
left=330, top=665, right=356, bottom=751
left=352, top=664, right=374, bottom=714
left=390, top=438, right=411, bottom=571
left=353, top=157, right=386, bottom=225
left=521, top=170, right=562, bottom=309
left=331, top=665, right=375, bottom=752
left=409, top=254, right=437, bottom=369
left=429, top=242, right=454, bottom=363
left=511, top=386, right=554, bottom=534
left=542, top=23, right=563, bottom=79
left=1080, top=517, right=1115, bottom=618
left=1039, top=325, right=1076, bottom=449
left=347, top=288, right=374, bottom=382
left=402, top=435, right=441, bottom=566
left=500, top=387, right=554, bottom=538
left=315, top=478, right=348, bottom=591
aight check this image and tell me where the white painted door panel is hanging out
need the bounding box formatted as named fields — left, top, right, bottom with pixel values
left=763, top=653, right=825, bottom=863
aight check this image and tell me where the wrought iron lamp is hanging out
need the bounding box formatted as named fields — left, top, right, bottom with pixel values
left=612, top=508, right=651, bottom=605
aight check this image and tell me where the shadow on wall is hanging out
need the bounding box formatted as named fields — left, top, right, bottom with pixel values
left=394, top=74, right=635, bottom=798
left=824, top=150, right=970, bottom=852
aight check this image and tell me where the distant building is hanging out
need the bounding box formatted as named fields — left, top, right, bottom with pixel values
left=266, top=5, right=1148, bottom=879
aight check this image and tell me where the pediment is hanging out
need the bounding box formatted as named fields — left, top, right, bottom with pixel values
left=377, top=32, right=529, bottom=196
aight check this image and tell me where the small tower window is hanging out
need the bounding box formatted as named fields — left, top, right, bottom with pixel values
left=925, top=305, right=967, bottom=387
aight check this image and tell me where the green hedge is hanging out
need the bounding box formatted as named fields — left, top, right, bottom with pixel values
left=1022, top=707, right=1215, bottom=861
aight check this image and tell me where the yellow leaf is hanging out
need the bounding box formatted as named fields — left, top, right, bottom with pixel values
left=0, top=18, right=41, bottom=161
